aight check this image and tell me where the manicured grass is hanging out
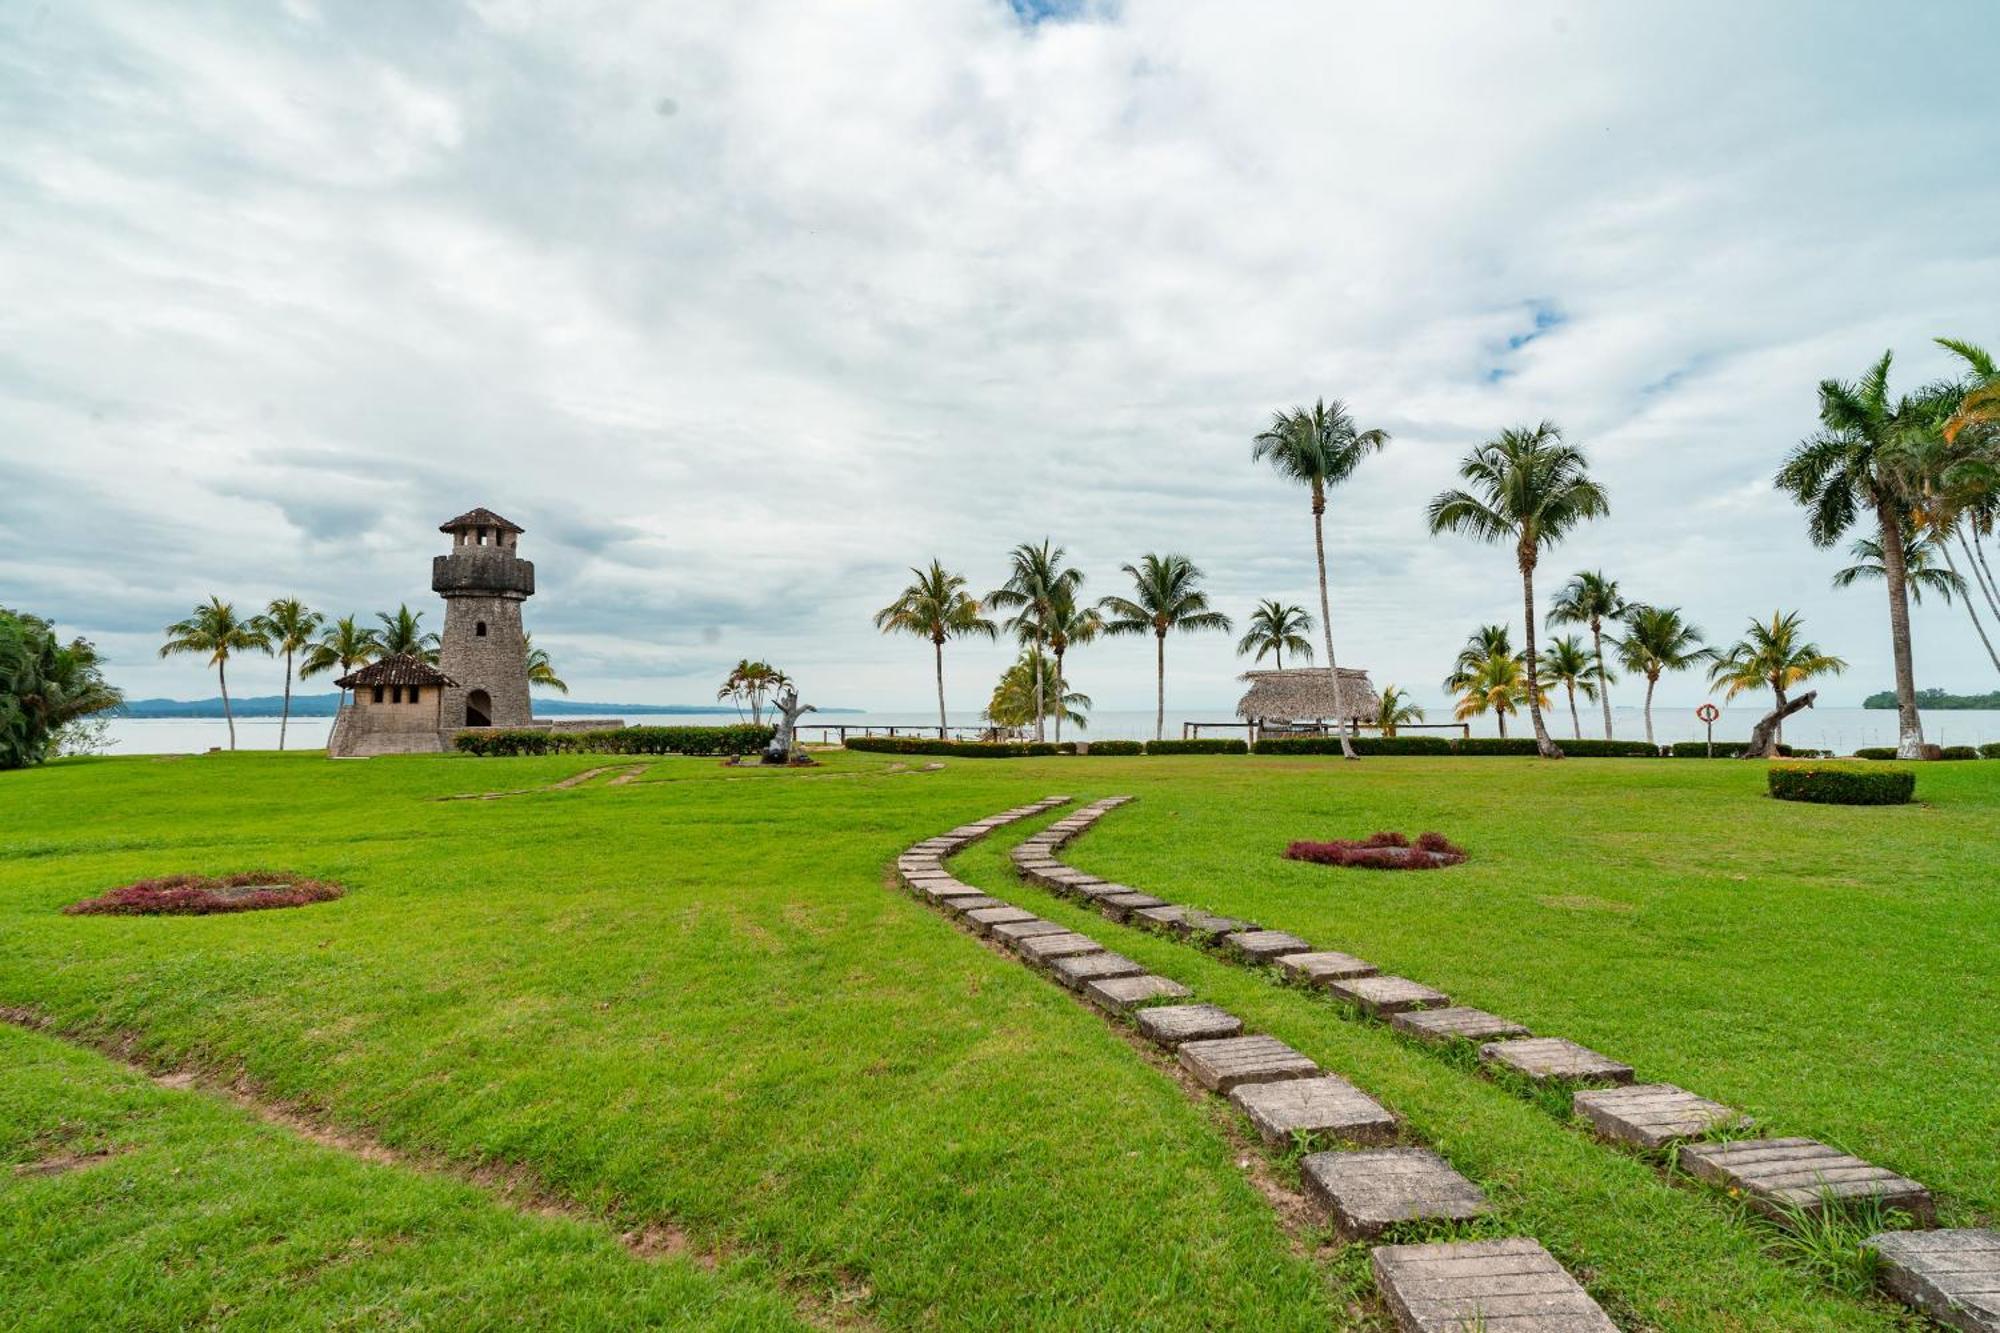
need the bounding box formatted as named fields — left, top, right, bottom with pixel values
left=1, top=749, right=1993, bottom=1329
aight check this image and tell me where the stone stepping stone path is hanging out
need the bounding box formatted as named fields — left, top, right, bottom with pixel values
left=1007, top=794, right=1959, bottom=1325
left=1479, top=1037, right=1634, bottom=1087
left=1049, top=952, right=1145, bottom=990
left=990, top=918, right=1071, bottom=945
left=964, top=905, right=1037, bottom=934
left=1013, top=931, right=1104, bottom=965
left=1866, top=1229, right=1999, bottom=1332
left=1572, top=1084, right=1751, bottom=1150
left=1229, top=1075, right=1396, bottom=1147
left=1302, top=1148, right=1491, bottom=1238
left=1178, top=1034, right=1319, bottom=1092
left=1134, top=1003, right=1243, bottom=1049
left=1389, top=1006, right=1530, bottom=1045
left=1371, top=1238, right=1618, bottom=1332
left=1678, top=1137, right=1934, bottom=1223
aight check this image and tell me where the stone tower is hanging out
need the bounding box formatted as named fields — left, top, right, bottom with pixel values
left=432, top=507, right=535, bottom=730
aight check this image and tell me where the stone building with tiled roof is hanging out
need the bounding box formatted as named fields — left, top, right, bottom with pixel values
left=327, top=656, right=459, bottom=755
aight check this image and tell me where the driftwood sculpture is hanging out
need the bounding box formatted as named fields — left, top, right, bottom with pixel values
left=1741, top=690, right=1817, bottom=759
left=766, top=686, right=817, bottom=764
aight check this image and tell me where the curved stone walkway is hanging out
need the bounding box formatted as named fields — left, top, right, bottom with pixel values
left=897, top=797, right=1617, bottom=1332
left=1018, top=796, right=1973, bottom=1328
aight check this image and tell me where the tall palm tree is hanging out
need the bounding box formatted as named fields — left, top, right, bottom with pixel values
left=250, top=597, right=323, bottom=751
left=1538, top=634, right=1600, bottom=741
left=1252, top=398, right=1390, bottom=760
left=1611, top=605, right=1712, bottom=747
left=1776, top=351, right=1932, bottom=757
left=300, top=615, right=381, bottom=710
left=1428, top=423, right=1610, bottom=758
left=1447, top=624, right=1515, bottom=691
left=1449, top=651, right=1544, bottom=739
left=987, top=541, right=1084, bottom=742
left=985, top=652, right=1090, bottom=735
left=1040, top=586, right=1103, bottom=744
left=160, top=596, right=270, bottom=750
left=524, top=634, right=568, bottom=694
left=1235, top=600, right=1316, bottom=669
left=1547, top=570, right=1626, bottom=739
left=1098, top=553, right=1233, bottom=741
left=1707, top=611, right=1847, bottom=748
left=1938, top=337, right=2000, bottom=445
left=872, top=560, right=997, bottom=735
left=1833, top=531, right=1967, bottom=606
left=1373, top=686, right=1424, bottom=738
left=375, top=604, right=441, bottom=664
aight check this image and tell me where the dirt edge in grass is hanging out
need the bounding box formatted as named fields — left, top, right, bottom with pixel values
left=0, top=1004, right=876, bottom=1331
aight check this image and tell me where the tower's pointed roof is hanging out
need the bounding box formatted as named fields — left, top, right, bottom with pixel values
left=439, top=506, right=523, bottom=534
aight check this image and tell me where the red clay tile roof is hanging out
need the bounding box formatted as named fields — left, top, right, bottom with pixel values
left=335, top=654, right=458, bottom=689
left=439, top=506, right=523, bottom=534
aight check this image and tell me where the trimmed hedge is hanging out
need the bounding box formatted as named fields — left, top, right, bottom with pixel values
left=1667, top=741, right=1798, bottom=759
left=1143, top=738, right=1250, bottom=755
left=1852, top=747, right=1899, bottom=761
left=1768, top=763, right=1915, bottom=806
left=455, top=725, right=773, bottom=757
left=1556, top=739, right=1664, bottom=758
left=1253, top=735, right=1455, bottom=756
left=1940, top=745, right=1980, bottom=761
left=843, top=736, right=1077, bottom=758
left=1982, top=743, right=2000, bottom=760
left=1083, top=740, right=1145, bottom=756
left=1453, top=737, right=1544, bottom=756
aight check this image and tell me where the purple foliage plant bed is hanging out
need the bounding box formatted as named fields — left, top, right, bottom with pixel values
left=1284, top=831, right=1466, bottom=870
left=65, top=872, right=345, bottom=917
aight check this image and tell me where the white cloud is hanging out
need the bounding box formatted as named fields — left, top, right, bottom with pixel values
left=3, top=0, right=1997, bottom=713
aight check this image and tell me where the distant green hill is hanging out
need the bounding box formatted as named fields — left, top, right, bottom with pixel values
left=1863, top=688, right=2000, bottom=710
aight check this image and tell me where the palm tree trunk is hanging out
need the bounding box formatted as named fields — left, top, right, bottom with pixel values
left=933, top=637, right=948, bottom=737
left=1496, top=709, right=1508, bottom=739
left=1591, top=617, right=1614, bottom=740
left=1154, top=632, right=1166, bottom=742
left=1566, top=681, right=1581, bottom=740
left=1941, top=542, right=2000, bottom=677
left=1876, top=501, right=1926, bottom=758
left=279, top=648, right=294, bottom=751
left=219, top=659, right=236, bottom=750
left=1053, top=647, right=1065, bottom=744
left=1955, top=532, right=2000, bottom=634
left=1519, top=552, right=1560, bottom=758
left=1773, top=684, right=1788, bottom=750
left=1972, top=529, right=2000, bottom=615
left=1643, top=675, right=1657, bottom=746
left=1310, top=485, right=1356, bottom=761
left=1032, top=641, right=1046, bottom=743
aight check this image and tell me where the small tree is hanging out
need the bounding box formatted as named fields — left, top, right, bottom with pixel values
left=1547, top=570, right=1626, bottom=739
left=1707, top=611, right=1846, bottom=749
left=2, top=609, right=123, bottom=769
left=160, top=597, right=270, bottom=750
left=1611, top=606, right=1712, bottom=746
left=1098, top=553, right=1233, bottom=742
left=1373, top=686, right=1424, bottom=738
left=873, top=560, right=997, bottom=735
left=1538, top=634, right=1600, bottom=742
left=301, top=615, right=381, bottom=709
left=1235, top=600, right=1316, bottom=669
left=250, top=597, right=324, bottom=751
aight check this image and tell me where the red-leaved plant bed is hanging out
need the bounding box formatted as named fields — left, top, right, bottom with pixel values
left=64, top=872, right=344, bottom=917
left=1284, top=831, right=1466, bottom=870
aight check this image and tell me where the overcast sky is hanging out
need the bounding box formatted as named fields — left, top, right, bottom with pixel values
left=5, top=1, right=1998, bottom=712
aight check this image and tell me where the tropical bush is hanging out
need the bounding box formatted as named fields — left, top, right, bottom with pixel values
left=1285, top=830, right=1467, bottom=869
left=1767, top=764, right=1915, bottom=806
left=1851, top=747, right=1899, bottom=761
left=1555, top=739, right=1663, bottom=758
left=1454, top=737, right=1545, bottom=756
left=2, top=609, right=122, bottom=770
left=1981, top=742, right=2000, bottom=759
left=456, top=725, right=773, bottom=757
left=1939, top=745, right=1980, bottom=761
left=1144, top=738, right=1249, bottom=755
left=65, top=872, right=344, bottom=916
left=843, top=736, right=1076, bottom=758
left=1667, top=741, right=1799, bottom=759
left=1083, top=740, right=1144, bottom=755
left=1254, top=735, right=1453, bottom=756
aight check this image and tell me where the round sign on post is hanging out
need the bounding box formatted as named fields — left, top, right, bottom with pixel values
left=1695, top=702, right=1720, bottom=756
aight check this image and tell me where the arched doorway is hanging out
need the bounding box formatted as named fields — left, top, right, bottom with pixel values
left=465, top=689, right=492, bottom=728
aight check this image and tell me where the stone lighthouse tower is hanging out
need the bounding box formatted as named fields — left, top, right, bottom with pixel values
left=432, top=507, right=534, bottom=729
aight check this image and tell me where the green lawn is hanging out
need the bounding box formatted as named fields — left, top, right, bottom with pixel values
left=1, top=749, right=1993, bottom=1330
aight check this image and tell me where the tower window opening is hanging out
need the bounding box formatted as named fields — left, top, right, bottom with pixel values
left=475, top=621, right=487, bottom=637
left=372, top=686, right=384, bottom=704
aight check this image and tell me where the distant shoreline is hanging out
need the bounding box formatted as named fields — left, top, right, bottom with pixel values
left=114, top=694, right=862, bottom=719
left=1861, top=689, right=2000, bottom=710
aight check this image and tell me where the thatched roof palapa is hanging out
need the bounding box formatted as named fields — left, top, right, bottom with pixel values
left=1235, top=667, right=1381, bottom=723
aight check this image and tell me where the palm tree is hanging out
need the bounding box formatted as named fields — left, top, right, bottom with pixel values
left=375, top=604, right=440, bottom=664
left=1373, top=686, right=1424, bottom=738
left=1447, top=624, right=1515, bottom=692
left=1449, top=651, right=1544, bottom=739
left=1833, top=531, right=1967, bottom=606
left=985, top=652, right=1090, bottom=735
left=1776, top=351, right=1933, bottom=757
left=873, top=560, right=997, bottom=735
left=159, top=596, right=270, bottom=750
left=1611, top=605, right=1712, bottom=747
left=1938, top=337, right=2000, bottom=445
left=1707, top=611, right=1847, bottom=749
left=717, top=659, right=784, bottom=725
left=1547, top=570, right=1626, bottom=739
left=1252, top=398, right=1391, bottom=759
left=249, top=597, right=323, bottom=751
left=1040, top=586, right=1103, bottom=744
left=300, top=615, right=381, bottom=710
left=1235, top=600, right=1316, bottom=669
left=1538, top=634, right=1600, bottom=741
left=987, top=541, right=1084, bottom=742
left=1, top=610, right=123, bottom=768
left=1098, top=554, right=1233, bottom=741
left=524, top=634, right=568, bottom=694
left=1428, top=423, right=1610, bottom=758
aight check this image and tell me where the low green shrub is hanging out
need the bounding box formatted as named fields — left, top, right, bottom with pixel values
left=1768, top=763, right=1915, bottom=806
left=1453, top=737, right=1543, bottom=756
left=1939, top=745, right=1980, bottom=761
left=1144, top=738, right=1249, bottom=755
left=1253, top=735, right=1454, bottom=756
left=842, top=736, right=1077, bottom=758
left=1666, top=741, right=1798, bottom=759
left=1851, top=747, right=1899, bottom=761
left=1555, top=739, right=1664, bottom=758
left=1982, top=742, right=2000, bottom=760
left=456, top=725, right=774, bottom=757
left=1083, top=740, right=1144, bottom=756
